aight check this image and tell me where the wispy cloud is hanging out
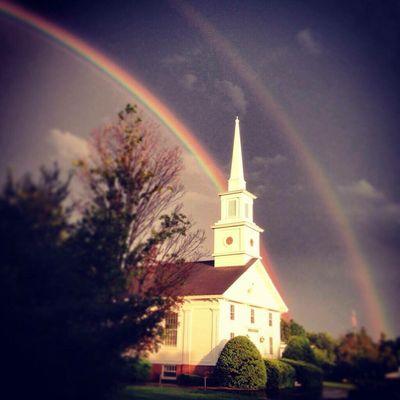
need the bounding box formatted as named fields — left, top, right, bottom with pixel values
left=162, top=53, right=188, bottom=65
left=47, top=129, right=88, bottom=167
left=247, top=154, right=288, bottom=197
left=181, top=73, right=198, bottom=90
left=252, top=154, right=287, bottom=169
left=296, top=28, right=322, bottom=55
left=215, top=80, right=248, bottom=115
left=338, top=179, right=400, bottom=224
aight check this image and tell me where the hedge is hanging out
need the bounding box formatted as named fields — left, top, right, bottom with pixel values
left=281, top=358, right=323, bottom=388
left=177, top=374, right=204, bottom=386
left=214, top=336, right=266, bottom=389
left=264, top=359, right=295, bottom=391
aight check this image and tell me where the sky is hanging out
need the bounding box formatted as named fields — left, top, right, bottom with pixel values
left=1, top=0, right=399, bottom=338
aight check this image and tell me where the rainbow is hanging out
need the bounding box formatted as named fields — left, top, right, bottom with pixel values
left=0, top=1, right=391, bottom=336
left=0, top=1, right=226, bottom=190
left=0, top=2, right=287, bottom=295
left=174, top=1, right=392, bottom=337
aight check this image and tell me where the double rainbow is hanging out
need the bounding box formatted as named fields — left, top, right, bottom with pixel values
left=0, top=1, right=391, bottom=336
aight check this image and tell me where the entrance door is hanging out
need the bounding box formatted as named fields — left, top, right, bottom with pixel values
left=247, top=331, right=263, bottom=355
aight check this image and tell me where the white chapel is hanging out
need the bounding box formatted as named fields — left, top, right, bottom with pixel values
left=148, top=118, right=288, bottom=380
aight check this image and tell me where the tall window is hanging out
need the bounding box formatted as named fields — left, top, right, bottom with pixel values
left=245, top=203, right=249, bottom=218
left=230, top=332, right=235, bottom=339
left=230, top=304, right=235, bottom=320
left=251, top=308, right=255, bottom=324
left=165, top=312, right=178, bottom=346
left=228, top=199, right=236, bottom=217
left=269, top=312, right=273, bottom=327
left=269, top=337, right=273, bottom=355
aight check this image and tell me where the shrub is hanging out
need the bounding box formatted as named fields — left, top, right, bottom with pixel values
left=313, top=348, right=335, bottom=376
left=121, top=357, right=151, bottom=383
left=177, top=374, right=204, bottom=386
left=281, top=358, right=323, bottom=388
left=264, top=359, right=295, bottom=391
left=214, top=336, right=266, bottom=389
left=282, top=336, right=316, bottom=364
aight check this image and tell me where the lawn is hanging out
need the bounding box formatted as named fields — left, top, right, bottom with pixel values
left=123, top=385, right=267, bottom=400
left=323, top=381, right=356, bottom=390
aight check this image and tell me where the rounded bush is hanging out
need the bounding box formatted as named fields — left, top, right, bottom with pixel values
left=214, top=336, right=266, bottom=389
left=264, top=359, right=295, bottom=391
left=282, top=336, right=316, bottom=364
left=281, top=358, right=323, bottom=388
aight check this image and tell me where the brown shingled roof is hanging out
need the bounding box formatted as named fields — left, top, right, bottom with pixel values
left=176, top=258, right=257, bottom=296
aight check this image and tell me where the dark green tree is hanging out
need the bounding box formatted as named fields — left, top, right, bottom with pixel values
left=0, top=166, right=79, bottom=399
left=281, top=318, right=307, bottom=342
left=282, top=335, right=316, bottom=364
left=1, top=105, right=204, bottom=399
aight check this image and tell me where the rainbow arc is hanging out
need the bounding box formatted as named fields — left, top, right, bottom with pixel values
left=0, top=0, right=391, bottom=336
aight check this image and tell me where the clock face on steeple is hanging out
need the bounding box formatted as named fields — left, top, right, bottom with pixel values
left=226, top=236, right=233, bottom=245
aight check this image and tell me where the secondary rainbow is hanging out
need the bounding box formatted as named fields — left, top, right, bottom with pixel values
left=175, top=1, right=393, bottom=337
left=0, top=2, right=287, bottom=294
left=1, top=1, right=392, bottom=336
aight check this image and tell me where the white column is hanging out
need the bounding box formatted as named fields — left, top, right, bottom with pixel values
left=181, top=309, right=192, bottom=366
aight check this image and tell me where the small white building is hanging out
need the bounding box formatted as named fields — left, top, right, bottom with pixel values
left=149, top=118, right=288, bottom=381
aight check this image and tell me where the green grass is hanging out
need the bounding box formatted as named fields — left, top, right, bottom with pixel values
left=123, top=385, right=266, bottom=400
left=323, top=381, right=356, bottom=390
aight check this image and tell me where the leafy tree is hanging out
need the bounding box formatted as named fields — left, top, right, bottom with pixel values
left=378, top=333, right=400, bottom=373
left=335, top=327, right=384, bottom=380
left=308, top=331, right=337, bottom=373
left=71, top=104, right=204, bottom=355
left=0, top=166, right=79, bottom=399
left=282, top=335, right=316, bottom=364
left=1, top=105, right=204, bottom=399
left=281, top=318, right=306, bottom=342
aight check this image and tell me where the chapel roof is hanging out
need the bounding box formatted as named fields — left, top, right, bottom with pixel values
left=176, top=258, right=257, bottom=296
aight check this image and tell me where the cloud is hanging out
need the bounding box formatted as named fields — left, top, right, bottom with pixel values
left=248, top=154, right=287, bottom=182
left=215, top=80, right=248, bottom=115
left=47, top=129, right=88, bottom=167
left=338, top=179, right=400, bottom=224
left=296, top=28, right=322, bottom=55
left=252, top=154, right=287, bottom=169
left=338, top=179, right=384, bottom=201
left=162, top=53, right=187, bottom=65
left=181, top=73, right=198, bottom=90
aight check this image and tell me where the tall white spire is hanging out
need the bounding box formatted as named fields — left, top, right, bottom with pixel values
left=212, top=117, right=263, bottom=267
left=228, top=117, right=246, bottom=191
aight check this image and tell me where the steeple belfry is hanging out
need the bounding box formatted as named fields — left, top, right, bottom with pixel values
left=228, top=117, right=246, bottom=191
left=212, top=117, right=263, bottom=267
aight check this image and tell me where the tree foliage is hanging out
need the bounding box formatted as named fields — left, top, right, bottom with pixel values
left=0, top=105, right=204, bottom=399
left=282, top=335, right=316, bottom=364
left=72, top=104, right=204, bottom=354
left=334, top=328, right=384, bottom=380
left=281, top=318, right=306, bottom=342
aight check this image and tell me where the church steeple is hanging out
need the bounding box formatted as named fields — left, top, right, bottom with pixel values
left=228, top=117, right=246, bottom=191
left=212, top=118, right=263, bottom=267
